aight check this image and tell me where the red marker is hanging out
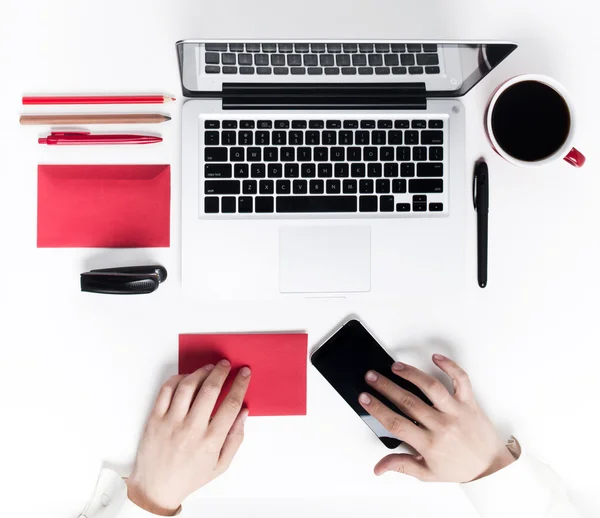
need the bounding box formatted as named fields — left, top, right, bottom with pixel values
left=38, top=132, right=162, bottom=145
left=23, top=95, right=176, bottom=105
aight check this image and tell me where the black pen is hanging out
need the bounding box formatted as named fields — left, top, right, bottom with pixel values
left=473, top=161, right=489, bottom=288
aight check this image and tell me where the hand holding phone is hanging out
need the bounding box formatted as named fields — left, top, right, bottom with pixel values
left=358, top=354, right=515, bottom=482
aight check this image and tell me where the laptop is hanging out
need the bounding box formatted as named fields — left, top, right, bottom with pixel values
left=177, top=40, right=516, bottom=301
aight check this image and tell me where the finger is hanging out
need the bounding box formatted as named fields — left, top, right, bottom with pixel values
left=374, top=453, right=432, bottom=481
left=166, top=365, right=214, bottom=421
left=391, top=362, right=457, bottom=412
left=215, top=408, right=248, bottom=475
left=152, top=375, right=186, bottom=418
left=358, top=393, right=428, bottom=452
left=432, top=354, right=474, bottom=403
left=187, top=359, right=232, bottom=424
left=208, top=366, right=252, bottom=439
left=365, top=371, right=440, bottom=427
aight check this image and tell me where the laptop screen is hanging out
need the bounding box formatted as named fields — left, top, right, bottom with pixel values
left=176, top=40, right=517, bottom=99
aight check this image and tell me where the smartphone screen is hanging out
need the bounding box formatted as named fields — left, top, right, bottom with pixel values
left=311, top=319, right=431, bottom=449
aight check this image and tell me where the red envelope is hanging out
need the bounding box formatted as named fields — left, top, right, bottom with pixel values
left=179, top=333, right=308, bottom=417
left=37, top=164, right=170, bottom=248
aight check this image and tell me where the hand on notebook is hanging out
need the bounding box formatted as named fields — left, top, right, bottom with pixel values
left=126, top=360, right=251, bottom=516
left=358, top=354, right=515, bottom=483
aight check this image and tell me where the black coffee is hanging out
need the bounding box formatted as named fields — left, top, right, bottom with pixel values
left=491, top=81, right=571, bottom=162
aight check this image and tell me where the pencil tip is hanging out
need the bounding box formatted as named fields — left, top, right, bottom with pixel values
left=165, top=116, right=172, bottom=121
left=170, top=97, right=176, bottom=102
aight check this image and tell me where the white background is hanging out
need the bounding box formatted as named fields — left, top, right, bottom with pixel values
left=1, top=1, right=599, bottom=517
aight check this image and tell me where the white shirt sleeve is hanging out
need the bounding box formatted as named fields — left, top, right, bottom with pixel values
left=461, top=438, right=581, bottom=518
left=79, top=469, right=180, bottom=518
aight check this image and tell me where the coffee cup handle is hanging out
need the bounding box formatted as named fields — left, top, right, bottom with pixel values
left=564, top=147, right=586, bottom=168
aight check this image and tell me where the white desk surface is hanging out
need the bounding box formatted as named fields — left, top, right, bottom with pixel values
left=1, top=1, right=599, bottom=517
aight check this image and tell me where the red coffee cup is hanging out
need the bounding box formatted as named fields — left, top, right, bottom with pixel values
left=486, top=74, right=585, bottom=168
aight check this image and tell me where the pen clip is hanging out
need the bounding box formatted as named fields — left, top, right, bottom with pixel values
left=472, top=166, right=478, bottom=210
left=49, top=131, right=91, bottom=136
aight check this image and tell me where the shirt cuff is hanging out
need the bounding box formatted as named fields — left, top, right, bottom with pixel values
left=80, top=468, right=180, bottom=518
left=461, top=439, right=553, bottom=518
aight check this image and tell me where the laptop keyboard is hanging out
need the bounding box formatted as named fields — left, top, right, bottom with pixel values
left=203, top=43, right=441, bottom=76
left=201, top=117, right=447, bottom=216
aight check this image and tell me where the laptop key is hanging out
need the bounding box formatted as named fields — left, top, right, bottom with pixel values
left=276, top=180, right=291, bottom=194
left=264, top=147, right=278, bottom=161
left=334, top=164, right=349, bottom=177
left=342, top=67, right=357, bottom=75
left=347, top=147, right=362, bottom=161
left=204, top=131, right=219, bottom=145
left=380, top=147, right=394, bottom=161
left=327, top=180, right=341, bottom=194
left=246, top=43, right=260, bottom=52
left=295, top=43, right=310, bottom=52
left=260, top=180, right=274, bottom=194
left=358, top=67, right=374, bottom=75
left=391, top=44, right=406, bottom=52
left=268, top=164, right=283, bottom=178
left=205, top=43, right=227, bottom=51
left=230, top=147, right=244, bottom=161
left=368, top=54, right=383, bottom=66
left=325, top=67, right=340, bottom=75
left=380, top=196, right=395, bottom=212
left=389, top=131, right=403, bottom=144
left=222, top=120, right=237, bottom=129
left=375, top=43, right=390, bottom=52
left=255, top=196, right=274, bottom=213
left=425, top=66, right=440, bottom=74
left=396, top=146, right=411, bottom=161
left=240, top=120, right=255, bottom=129
left=251, top=164, right=266, bottom=178
left=384, top=54, right=399, bottom=66
left=240, top=66, right=255, bottom=74
left=262, top=43, right=277, bottom=52
left=344, top=120, right=358, bottom=128
left=375, top=67, right=390, bottom=75
left=310, top=180, right=325, bottom=194
left=392, top=179, right=407, bottom=193
left=359, top=196, right=378, bottom=212
left=327, top=43, right=342, bottom=52
left=204, top=147, right=227, bottom=162
left=204, top=197, right=219, bottom=213
left=423, top=44, right=438, bottom=52
left=222, top=53, right=236, bottom=64
left=417, top=54, right=439, bottom=66
left=344, top=180, right=358, bottom=193
left=322, top=131, right=336, bottom=145
left=287, top=54, right=302, bottom=66
left=351, top=163, right=366, bottom=177
left=339, top=131, right=353, bottom=145
left=429, top=147, right=444, bottom=161
left=257, top=67, right=272, bottom=75
left=291, top=67, right=306, bottom=75
left=352, top=54, right=367, bottom=66
left=205, top=53, right=219, bottom=64
left=255, top=54, right=269, bottom=65
left=368, top=163, right=382, bottom=177
left=281, top=147, right=295, bottom=161
left=289, top=131, right=303, bottom=145
left=304, top=54, right=318, bottom=66
left=292, top=120, right=307, bottom=129
left=405, top=131, right=419, bottom=145
left=238, top=196, right=253, bottom=213
left=409, top=179, right=443, bottom=193
left=407, top=43, right=422, bottom=52
left=359, top=43, right=374, bottom=53
left=395, top=120, right=410, bottom=128
left=320, top=54, right=335, bottom=66
left=279, top=43, right=294, bottom=52
left=222, top=66, right=237, bottom=74
left=336, top=54, right=351, bottom=66
left=276, top=195, right=357, bottom=213
left=364, top=147, right=378, bottom=161
left=359, top=179, right=374, bottom=194
left=376, top=179, right=390, bottom=193
left=314, top=147, right=328, bottom=161
left=234, top=164, right=249, bottom=178
left=271, top=54, right=286, bottom=65
left=409, top=67, right=424, bottom=74
left=421, top=130, right=444, bottom=145
left=293, top=180, right=308, bottom=194
left=396, top=202, right=411, bottom=212
left=311, top=43, right=326, bottom=52
left=417, top=163, right=443, bottom=177
left=243, top=180, right=257, bottom=194
left=413, top=147, right=427, bottom=161
left=308, top=67, right=323, bottom=75
left=230, top=43, right=244, bottom=52
left=401, top=163, right=415, bottom=177
left=205, top=66, right=220, bottom=73
left=372, top=131, right=386, bottom=145
left=384, top=163, right=398, bottom=177
left=205, top=164, right=232, bottom=178
left=221, top=196, right=236, bottom=213
left=343, top=43, right=358, bottom=53
left=285, top=164, right=300, bottom=178
left=298, top=148, right=312, bottom=161
left=392, top=67, right=407, bottom=74
left=205, top=180, right=240, bottom=195
left=301, top=163, right=317, bottom=178
left=401, top=54, right=415, bottom=66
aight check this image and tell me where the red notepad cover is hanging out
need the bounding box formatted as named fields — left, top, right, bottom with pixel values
left=37, top=164, right=170, bottom=247
left=179, top=333, right=308, bottom=416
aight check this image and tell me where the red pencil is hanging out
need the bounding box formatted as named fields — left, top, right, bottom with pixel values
left=22, top=95, right=176, bottom=105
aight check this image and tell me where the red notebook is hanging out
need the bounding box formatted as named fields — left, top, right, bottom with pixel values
left=37, top=164, right=170, bottom=248
left=179, top=333, right=308, bottom=416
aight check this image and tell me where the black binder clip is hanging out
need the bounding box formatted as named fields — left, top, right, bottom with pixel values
left=80, top=265, right=168, bottom=295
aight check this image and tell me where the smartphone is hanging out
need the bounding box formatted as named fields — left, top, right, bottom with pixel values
left=311, top=319, right=432, bottom=449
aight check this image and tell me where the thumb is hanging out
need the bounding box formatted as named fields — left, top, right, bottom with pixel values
left=374, top=454, right=431, bottom=481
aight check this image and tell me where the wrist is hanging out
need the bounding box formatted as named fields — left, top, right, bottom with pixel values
left=125, top=478, right=180, bottom=517
left=474, top=446, right=516, bottom=481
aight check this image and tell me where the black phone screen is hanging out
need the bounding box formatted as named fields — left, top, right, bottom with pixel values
left=311, top=319, right=431, bottom=449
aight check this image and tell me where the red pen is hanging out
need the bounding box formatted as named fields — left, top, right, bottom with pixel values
left=38, top=132, right=162, bottom=145
left=24, top=95, right=175, bottom=105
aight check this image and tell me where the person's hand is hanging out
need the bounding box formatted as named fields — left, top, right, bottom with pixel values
left=126, top=360, right=251, bottom=515
left=358, top=354, right=515, bottom=483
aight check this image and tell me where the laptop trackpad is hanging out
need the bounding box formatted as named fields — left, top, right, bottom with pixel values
left=278, top=226, right=371, bottom=294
